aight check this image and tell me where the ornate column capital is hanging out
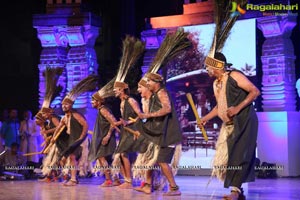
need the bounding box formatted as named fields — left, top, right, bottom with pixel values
left=257, top=15, right=297, bottom=111
left=140, top=29, right=167, bottom=75
left=257, top=15, right=297, bottom=38
left=66, top=25, right=100, bottom=47
left=141, top=29, right=167, bottom=49
left=35, top=25, right=100, bottom=48
left=35, top=26, right=59, bottom=47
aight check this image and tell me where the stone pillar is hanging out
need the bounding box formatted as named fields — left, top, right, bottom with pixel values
left=66, top=25, right=99, bottom=109
left=257, top=15, right=300, bottom=177
left=257, top=16, right=297, bottom=111
left=34, top=25, right=100, bottom=109
left=36, top=26, right=69, bottom=109
left=141, top=29, right=167, bottom=75
left=33, top=2, right=101, bottom=129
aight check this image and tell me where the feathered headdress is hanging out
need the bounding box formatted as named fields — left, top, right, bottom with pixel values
left=114, top=35, right=145, bottom=89
left=92, top=77, right=116, bottom=102
left=41, top=66, right=64, bottom=113
left=62, top=75, right=99, bottom=104
left=204, top=0, right=247, bottom=69
left=146, top=28, right=191, bottom=82
left=138, top=77, right=147, bottom=88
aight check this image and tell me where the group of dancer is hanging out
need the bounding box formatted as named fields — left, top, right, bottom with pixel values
left=33, top=32, right=187, bottom=196
left=31, top=1, right=261, bottom=198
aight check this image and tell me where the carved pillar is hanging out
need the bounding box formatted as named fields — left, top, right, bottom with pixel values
left=257, top=15, right=300, bottom=177
left=33, top=2, right=101, bottom=115
left=141, top=29, right=167, bottom=75
left=33, top=2, right=101, bottom=132
left=66, top=25, right=99, bottom=109
left=35, top=26, right=68, bottom=110
left=257, top=16, right=297, bottom=111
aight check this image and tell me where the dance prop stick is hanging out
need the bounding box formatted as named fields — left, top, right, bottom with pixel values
left=23, top=144, right=49, bottom=156
left=128, top=117, right=138, bottom=123
left=0, top=150, right=7, bottom=157
left=186, top=93, right=208, bottom=142
left=40, top=136, right=52, bottom=147
left=23, top=151, right=44, bottom=156
left=88, top=130, right=93, bottom=135
left=42, top=124, right=66, bottom=154
left=24, top=136, right=53, bottom=156
left=123, top=126, right=140, bottom=137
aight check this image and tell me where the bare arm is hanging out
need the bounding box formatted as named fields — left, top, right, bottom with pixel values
left=127, top=97, right=142, bottom=124
left=227, top=71, right=260, bottom=117
left=128, top=97, right=142, bottom=116
left=51, top=116, right=66, bottom=140
left=52, top=117, right=60, bottom=127
left=140, top=89, right=171, bottom=119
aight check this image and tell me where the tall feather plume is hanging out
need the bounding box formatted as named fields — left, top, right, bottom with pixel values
left=67, top=74, right=99, bottom=101
left=115, top=35, right=145, bottom=82
left=209, top=0, right=247, bottom=55
left=98, top=77, right=117, bottom=99
left=42, top=66, right=64, bottom=108
left=147, top=28, right=191, bottom=74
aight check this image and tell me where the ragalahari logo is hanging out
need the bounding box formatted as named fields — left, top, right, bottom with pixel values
left=230, top=1, right=246, bottom=17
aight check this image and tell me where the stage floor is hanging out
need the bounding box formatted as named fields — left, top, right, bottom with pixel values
left=1, top=175, right=299, bottom=200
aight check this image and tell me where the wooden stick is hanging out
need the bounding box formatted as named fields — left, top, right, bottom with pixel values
left=23, top=151, right=44, bottom=156
left=123, top=126, right=140, bottom=137
left=0, top=150, right=7, bottom=157
left=40, top=136, right=52, bottom=147
left=42, top=124, right=66, bottom=154
left=128, top=117, right=138, bottom=123
left=186, top=93, right=208, bottom=141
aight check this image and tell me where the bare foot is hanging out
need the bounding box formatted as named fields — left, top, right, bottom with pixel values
left=133, top=183, right=144, bottom=192
left=141, top=183, right=152, bottom=194
left=163, top=185, right=181, bottom=196
left=118, top=182, right=132, bottom=189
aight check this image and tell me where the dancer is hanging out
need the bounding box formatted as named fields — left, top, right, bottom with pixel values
left=200, top=0, right=259, bottom=199
left=202, top=52, right=259, bottom=200
left=38, top=66, right=65, bottom=182
left=88, top=79, right=120, bottom=187
left=51, top=75, right=98, bottom=186
left=132, top=77, right=160, bottom=194
left=136, top=29, right=191, bottom=196
left=112, top=35, right=146, bottom=189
